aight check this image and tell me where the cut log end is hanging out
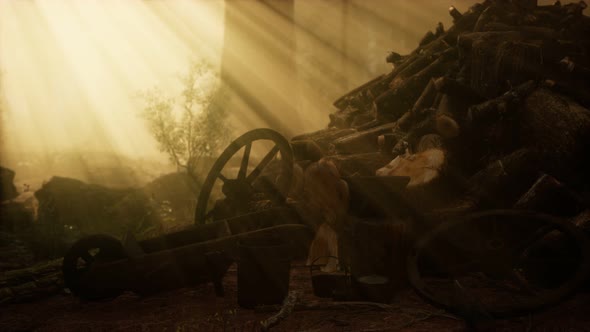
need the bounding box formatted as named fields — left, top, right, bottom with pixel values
left=436, top=114, right=460, bottom=138
left=376, top=149, right=446, bottom=188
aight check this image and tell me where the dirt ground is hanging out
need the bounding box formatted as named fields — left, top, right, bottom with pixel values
left=1, top=261, right=590, bottom=332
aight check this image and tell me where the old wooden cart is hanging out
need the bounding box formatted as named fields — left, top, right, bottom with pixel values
left=63, top=128, right=590, bottom=319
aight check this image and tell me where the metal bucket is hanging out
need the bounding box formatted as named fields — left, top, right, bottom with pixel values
left=356, top=274, right=393, bottom=303
left=310, top=256, right=350, bottom=298
left=237, top=237, right=291, bottom=309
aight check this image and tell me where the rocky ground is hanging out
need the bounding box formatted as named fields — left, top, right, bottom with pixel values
left=1, top=262, right=590, bottom=332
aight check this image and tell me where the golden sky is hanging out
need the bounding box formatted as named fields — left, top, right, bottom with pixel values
left=1, top=0, right=585, bottom=167
left=0, top=0, right=225, bottom=159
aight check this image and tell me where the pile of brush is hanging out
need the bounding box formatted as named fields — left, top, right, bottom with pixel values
left=291, top=0, right=590, bottom=217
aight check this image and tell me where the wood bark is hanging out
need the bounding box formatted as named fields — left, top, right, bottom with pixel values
left=332, top=122, right=402, bottom=155
left=0, top=259, right=63, bottom=305
left=513, top=173, right=585, bottom=217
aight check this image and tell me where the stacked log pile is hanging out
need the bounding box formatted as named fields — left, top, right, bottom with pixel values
left=292, top=0, right=590, bottom=215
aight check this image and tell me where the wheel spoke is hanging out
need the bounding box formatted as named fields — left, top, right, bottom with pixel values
left=204, top=209, right=216, bottom=222
left=517, top=224, right=556, bottom=256
left=510, top=270, right=538, bottom=296
left=238, top=143, right=252, bottom=180
left=81, top=251, right=94, bottom=264
left=246, top=145, right=280, bottom=183
left=218, top=173, right=228, bottom=183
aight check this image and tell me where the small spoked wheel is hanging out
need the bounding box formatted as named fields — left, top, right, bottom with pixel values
left=194, top=128, right=294, bottom=224
left=62, top=234, right=127, bottom=300
left=407, top=210, right=590, bottom=318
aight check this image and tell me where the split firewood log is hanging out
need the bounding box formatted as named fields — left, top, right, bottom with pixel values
left=375, top=148, right=458, bottom=211
left=376, top=149, right=445, bottom=188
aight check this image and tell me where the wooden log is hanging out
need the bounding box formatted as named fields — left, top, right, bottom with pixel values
left=433, top=77, right=484, bottom=102
left=513, top=0, right=538, bottom=10
left=516, top=88, right=590, bottom=184
left=465, top=149, right=543, bottom=209
left=326, top=153, right=392, bottom=177
left=332, top=122, right=401, bottom=155
left=483, top=23, right=559, bottom=39
left=417, top=134, right=443, bottom=153
left=291, top=139, right=323, bottom=162
left=376, top=48, right=458, bottom=122
left=435, top=95, right=461, bottom=139
left=333, top=74, right=389, bottom=110
left=375, top=148, right=459, bottom=211
left=389, top=43, right=450, bottom=90
left=350, top=112, right=376, bottom=129
left=291, top=128, right=356, bottom=152
left=419, top=30, right=436, bottom=47
left=0, top=259, right=63, bottom=305
left=443, top=2, right=488, bottom=44
left=466, top=80, right=537, bottom=129
left=513, top=173, right=585, bottom=217
left=328, top=106, right=361, bottom=129
left=397, top=79, right=438, bottom=131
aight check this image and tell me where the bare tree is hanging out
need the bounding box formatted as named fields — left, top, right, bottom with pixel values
left=139, top=60, right=231, bottom=187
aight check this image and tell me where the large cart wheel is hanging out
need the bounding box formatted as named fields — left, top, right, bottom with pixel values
left=407, top=210, right=590, bottom=318
left=195, top=128, right=294, bottom=224
left=62, top=234, right=127, bottom=300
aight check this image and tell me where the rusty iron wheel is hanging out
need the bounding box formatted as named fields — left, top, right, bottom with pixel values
left=407, top=210, right=590, bottom=318
left=194, top=128, right=294, bottom=224
left=62, top=234, right=127, bottom=300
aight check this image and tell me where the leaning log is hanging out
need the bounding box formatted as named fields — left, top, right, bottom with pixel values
left=0, top=259, right=63, bottom=305
left=291, top=128, right=356, bottom=152
left=376, top=48, right=458, bottom=122
left=332, top=122, right=402, bottom=155
left=465, top=80, right=537, bottom=129
left=513, top=173, right=585, bottom=217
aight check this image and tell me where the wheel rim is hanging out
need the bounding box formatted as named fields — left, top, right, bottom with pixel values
left=407, top=210, right=590, bottom=318
left=62, top=234, right=127, bottom=300
left=194, top=128, right=294, bottom=224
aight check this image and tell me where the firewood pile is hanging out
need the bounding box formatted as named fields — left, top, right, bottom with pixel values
left=292, top=0, right=590, bottom=216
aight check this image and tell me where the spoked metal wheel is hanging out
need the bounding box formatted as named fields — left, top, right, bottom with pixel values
left=62, top=234, right=127, bottom=300
left=407, top=210, right=590, bottom=318
left=194, top=128, right=294, bottom=224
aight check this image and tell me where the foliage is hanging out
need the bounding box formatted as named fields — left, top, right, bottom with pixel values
left=139, top=60, right=231, bottom=184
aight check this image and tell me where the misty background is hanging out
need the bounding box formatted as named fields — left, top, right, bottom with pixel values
left=0, top=0, right=585, bottom=190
